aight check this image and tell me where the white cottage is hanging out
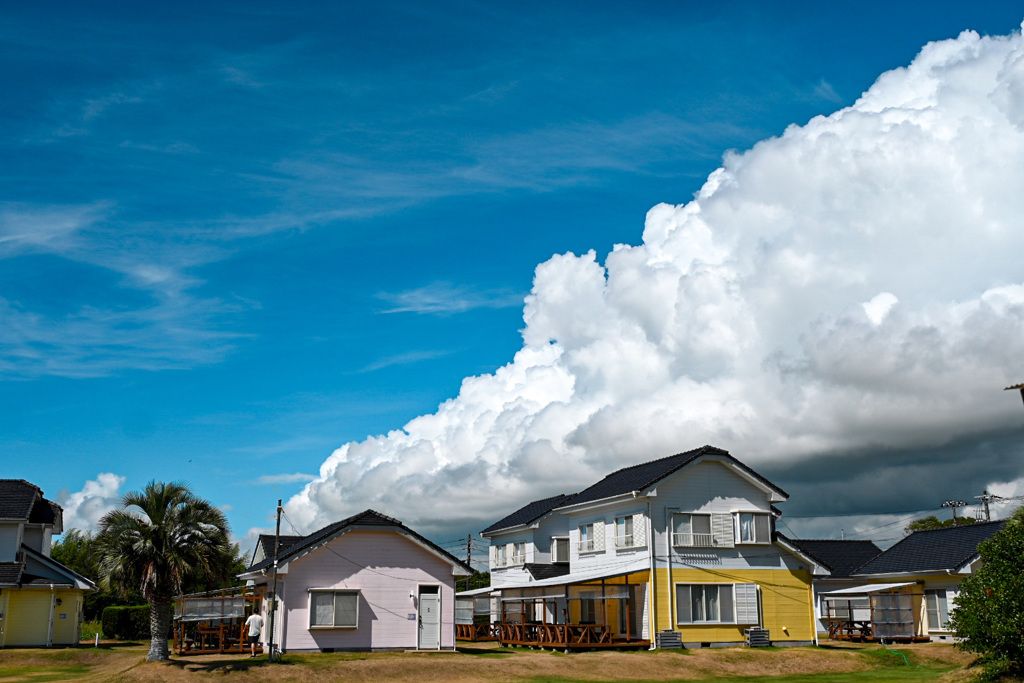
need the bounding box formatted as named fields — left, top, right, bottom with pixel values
left=239, top=509, right=472, bottom=653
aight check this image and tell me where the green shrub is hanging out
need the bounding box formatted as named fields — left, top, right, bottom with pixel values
left=101, top=605, right=150, bottom=640
left=80, top=619, right=102, bottom=641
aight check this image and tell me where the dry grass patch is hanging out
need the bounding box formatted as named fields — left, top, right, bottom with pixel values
left=0, top=640, right=978, bottom=683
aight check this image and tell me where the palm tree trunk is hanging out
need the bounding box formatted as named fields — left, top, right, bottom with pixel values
left=148, top=597, right=173, bottom=661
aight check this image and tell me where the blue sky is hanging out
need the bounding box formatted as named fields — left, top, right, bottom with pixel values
left=4, top=2, right=1024, bottom=556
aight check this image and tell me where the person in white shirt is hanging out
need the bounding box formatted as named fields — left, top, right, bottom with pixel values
left=244, top=611, right=264, bottom=658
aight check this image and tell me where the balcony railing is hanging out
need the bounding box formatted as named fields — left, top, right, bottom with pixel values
left=672, top=532, right=714, bottom=548
left=577, top=539, right=596, bottom=553
left=614, top=534, right=635, bottom=548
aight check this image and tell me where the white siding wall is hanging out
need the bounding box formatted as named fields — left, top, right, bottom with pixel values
left=486, top=528, right=534, bottom=588
left=279, top=530, right=459, bottom=652
left=566, top=504, right=648, bottom=574
left=646, top=459, right=808, bottom=572
left=22, top=526, right=45, bottom=555
left=0, top=523, right=23, bottom=562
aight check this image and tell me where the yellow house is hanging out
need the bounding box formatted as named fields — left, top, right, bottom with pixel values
left=0, top=480, right=96, bottom=648
left=471, top=446, right=827, bottom=649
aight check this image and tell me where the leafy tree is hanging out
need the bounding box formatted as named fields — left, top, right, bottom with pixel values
left=95, top=481, right=234, bottom=661
left=465, top=570, right=490, bottom=591
left=949, top=508, right=1024, bottom=679
left=51, top=529, right=143, bottom=620
left=905, top=515, right=976, bottom=534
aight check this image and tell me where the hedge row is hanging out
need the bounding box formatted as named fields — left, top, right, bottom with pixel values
left=101, top=605, right=150, bottom=640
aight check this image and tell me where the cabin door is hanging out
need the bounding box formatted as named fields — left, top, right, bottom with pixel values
left=418, top=586, right=440, bottom=649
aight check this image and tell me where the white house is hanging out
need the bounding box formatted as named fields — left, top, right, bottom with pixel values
left=475, top=446, right=827, bottom=649
left=239, top=509, right=472, bottom=653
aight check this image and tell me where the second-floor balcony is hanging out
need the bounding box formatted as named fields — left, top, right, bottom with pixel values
left=672, top=532, right=714, bottom=548
left=494, top=554, right=526, bottom=569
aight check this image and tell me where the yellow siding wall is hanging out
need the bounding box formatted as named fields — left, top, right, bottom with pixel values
left=1, top=589, right=82, bottom=647
left=4, top=590, right=52, bottom=647
left=52, top=592, right=82, bottom=645
left=652, top=568, right=815, bottom=643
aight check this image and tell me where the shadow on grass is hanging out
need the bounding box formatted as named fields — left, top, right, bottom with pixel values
left=165, top=655, right=291, bottom=673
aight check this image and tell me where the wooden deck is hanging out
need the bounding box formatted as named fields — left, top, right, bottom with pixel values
left=497, top=623, right=649, bottom=650
left=826, top=620, right=930, bottom=644
left=456, top=623, right=500, bottom=642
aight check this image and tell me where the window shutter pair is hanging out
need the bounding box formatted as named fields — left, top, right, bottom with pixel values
left=711, top=513, right=734, bottom=548
left=632, top=513, right=646, bottom=546
left=734, top=584, right=759, bottom=624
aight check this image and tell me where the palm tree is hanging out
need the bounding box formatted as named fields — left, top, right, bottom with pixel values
left=96, top=481, right=234, bottom=661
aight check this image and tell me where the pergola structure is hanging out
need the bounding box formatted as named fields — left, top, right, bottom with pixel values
left=172, top=587, right=262, bottom=655
left=820, top=583, right=928, bottom=643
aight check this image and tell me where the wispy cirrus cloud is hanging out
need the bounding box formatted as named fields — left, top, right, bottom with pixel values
left=358, top=350, right=454, bottom=373
left=253, top=473, right=317, bottom=485
left=377, top=282, right=523, bottom=315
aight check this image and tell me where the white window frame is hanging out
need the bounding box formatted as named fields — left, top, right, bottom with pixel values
left=578, top=523, right=595, bottom=553
left=734, top=511, right=771, bottom=544
left=925, top=589, right=950, bottom=631
left=510, top=542, right=526, bottom=566
left=309, top=589, right=359, bottom=629
left=551, top=537, right=570, bottom=563
left=674, top=583, right=759, bottom=625
left=614, top=515, right=634, bottom=548
left=495, top=543, right=507, bottom=568
left=673, top=512, right=714, bottom=548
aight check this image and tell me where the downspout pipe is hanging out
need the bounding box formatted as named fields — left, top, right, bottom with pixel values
left=646, top=501, right=656, bottom=649
left=665, top=507, right=679, bottom=630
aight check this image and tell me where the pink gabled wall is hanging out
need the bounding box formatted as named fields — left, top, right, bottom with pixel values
left=280, top=529, right=458, bottom=651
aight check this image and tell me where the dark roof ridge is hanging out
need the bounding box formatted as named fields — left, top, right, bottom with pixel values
left=481, top=493, right=577, bottom=535
left=244, top=509, right=471, bottom=575
left=565, top=445, right=785, bottom=508
left=906, top=519, right=1005, bottom=534
left=608, top=444, right=727, bottom=476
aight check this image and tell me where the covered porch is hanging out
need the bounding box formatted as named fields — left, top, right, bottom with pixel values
left=172, top=586, right=263, bottom=655
left=495, top=571, right=650, bottom=650
left=821, top=582, right=929, bottom=643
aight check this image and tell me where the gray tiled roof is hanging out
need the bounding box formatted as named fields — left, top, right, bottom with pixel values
left=0, top=480, right=43, bottom=520
left=0, top=480, right=62, bottom=531
left=787, top=539, right=882, bottom=578
left=0, top=562, right=25, bottom=585
left=566, top=445, right=787, bottom=508
left=525, top=563, right=571, bottom=581
left=853, top=520, right=1007, bottom=575
left=481, top=494, right=576, bottom=535
left=244, top=509, right=471, bottom=575
left=251, top=534, right=303, bottom=565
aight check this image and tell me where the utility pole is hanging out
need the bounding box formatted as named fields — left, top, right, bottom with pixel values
left=942, top=499, right=967, bottom=521
left=974, top=490, right=1004, bottom=522
left=269, top=499, right=282, bottom=662
left=465, top=534, right=472, bottom=591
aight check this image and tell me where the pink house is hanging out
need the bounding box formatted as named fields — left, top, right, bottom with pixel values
left=239, top=510, right=472, bottom=653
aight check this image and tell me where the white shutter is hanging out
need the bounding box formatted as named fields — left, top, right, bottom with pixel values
left=712, top=513, right=735, bottom=548
left=594, top=521, right=605, bottom=551
left=632, top=513, right=646, bottom=547
left=734, top=584, right=759, bottom=624
left=489, top=545, right=497, bottom=568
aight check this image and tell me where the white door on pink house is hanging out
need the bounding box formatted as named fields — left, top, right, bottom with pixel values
left=417, top=586, right=440, bottom=649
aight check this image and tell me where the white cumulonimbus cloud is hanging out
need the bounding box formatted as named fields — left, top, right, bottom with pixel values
left=56, top=473, right=126, bottom=533
left=282, top=25, right=1024, bottom=537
